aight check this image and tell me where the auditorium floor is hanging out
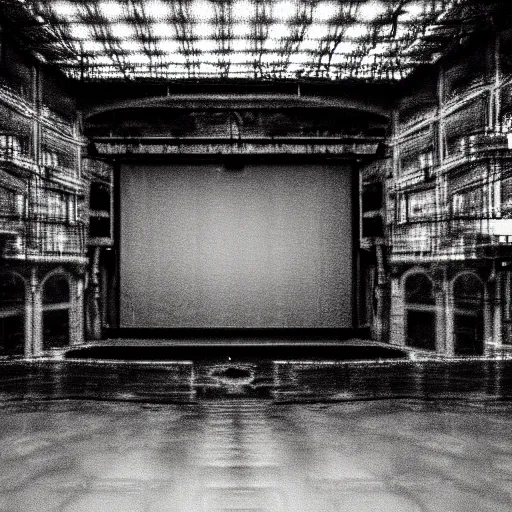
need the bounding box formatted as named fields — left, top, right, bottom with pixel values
left=1, top=353, right=512, bottom=511
left=1, top=398, right=511, bottom=512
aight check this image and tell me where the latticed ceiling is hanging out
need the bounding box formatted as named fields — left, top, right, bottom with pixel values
left=1, top=0, right=503, bottom=81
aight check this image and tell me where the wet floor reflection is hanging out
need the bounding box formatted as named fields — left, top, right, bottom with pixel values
left=1, top=358, right=512, bottom=510
left=1, top=398, right=512, bottom=511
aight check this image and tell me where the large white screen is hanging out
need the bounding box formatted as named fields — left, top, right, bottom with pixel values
left=120, top=163, right=353, bottom=328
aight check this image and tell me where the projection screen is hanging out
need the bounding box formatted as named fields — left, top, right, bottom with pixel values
left=120, top=163, right=353, bottom=328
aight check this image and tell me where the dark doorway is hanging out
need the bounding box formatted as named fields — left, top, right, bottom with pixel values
left=453, top=273, right=484, bottom=356
left=404, top=272, right=436, bottom=351
left=43, top=274, right=70, bottom=350
left=0, top=273, right=25, bottom=356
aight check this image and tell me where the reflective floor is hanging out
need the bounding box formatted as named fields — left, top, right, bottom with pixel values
left=1, top=398, right=512, bottom=511
left=1, top=355, right=512, bottom=511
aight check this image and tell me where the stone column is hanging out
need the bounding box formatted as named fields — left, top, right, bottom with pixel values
left=90, top=246, right=102, bottom=340
left=389, top=271, right=404, bottom=346
left=68, top=273, right=85, bottom=346
left=484, top=276, right=494, bottom=357
left=433, top=267, right=450, bottom=356
left=75, top=275, right=85, bottom=345
left=30, top=267, right=43, bottom=356
left=24, top=270, right=33, bottom=358
left=494, top=273, right=503, bottom=349
left=373, top=243, right=388, bottom=343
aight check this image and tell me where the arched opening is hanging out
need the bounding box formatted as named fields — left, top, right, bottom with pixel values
left=0, top=272, right=25, bottom=356
left=404, top=272, right=436, bottom=351
left=43, top=273, right=70, bottom=350
left=453, top=273, right=484, bottom=356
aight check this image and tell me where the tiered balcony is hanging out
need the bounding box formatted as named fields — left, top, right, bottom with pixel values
left=43, top=163, right=82, bottom=192
left=0, top=81, right=34, bottom=118
left=389, top=217, right=512, bottom=264
left=390, top=221, right=434, bottom=262
left=0, top=149, right=37, bottom=176
left=441, top=131, right=512, bottom=173
left=0, top=213, right=24, bottom=258
left=40, top=106, right=74, bottom=138
left=1, top=213, right=87, bottom=263
left=26, top=220, right=87, bottom=263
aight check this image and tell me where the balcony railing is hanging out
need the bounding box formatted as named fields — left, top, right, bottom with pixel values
left=0, top=149, right=37, bottom=174
left=40, top=107, right=74, bottom=138
left=44, top=164, right=83, bottom=192
left=0, top=82, right=34, bottom=117
left=0, top=217, right=87, bottom=262
left=389, top=218, right=512, bottom=263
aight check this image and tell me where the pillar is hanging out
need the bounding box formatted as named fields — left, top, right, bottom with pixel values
left=90, top=246, right=102, bottom=340
left=494, top=273, right=503, bottom=349
left=74, top=275, right=85, bottom=345
left=30, top=267, right=43, bottom=356
left=389, top=272, right=404, bottom=346
left=435, top=267, right=451, bottom=357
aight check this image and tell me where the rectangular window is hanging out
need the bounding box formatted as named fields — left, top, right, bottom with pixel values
left=407, top=189, right=436, bottom=221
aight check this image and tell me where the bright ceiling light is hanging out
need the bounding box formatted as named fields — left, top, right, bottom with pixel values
left=82, top=40, right=104, bottom=53
left=92, top=55, right=114, bottom=65
left=231, top=38, right=254, bottom=52
left=144, top=0, right=170, bottom=21
left=168, top=54, right=186, bottom=64
left=300, top=39, right=321, bottom=51
left=190, top=0, right=216, bottom=21
left=401, top=1, right=425, bottom=21
left=151, top=23, right=170, bottom=38
left=345, top=23, right=368, bottom=39
left=200, top=63, right=218, bottom=73
left=330, top=53, right=348, bottom=65
left=260, top=51, right=280, bottom=63
left=120, top=40, right=142, bottom=53
left=334, top=41, right=358, bottom=54
left=306, top=24, right=328, bottom=40
left=232, top=23, right=253, bottom=38
left=52, top=1, right=78, bottom=20
left=194, top=22, right=216, bottom=39
left=110, top=23, right=135, bottom=39
left=158, top=39, right=179, bottom=53
left=232, top=0, right=255, bottom=22
left=98, top=1, right=124, bottom=21
left=196, top=39, right=217, bottom=53
left=230, top=52, right=253, bottom=64
left=314, top=1, right=339, bottom=22
left=198, top=53, right=218, bottom=64
left=125, top=53, right=151, bottom=64
left=289, top=51, right=311, bottom=64
left=273, top=0, right=296, bottom=22
left=358, top=0, right=387, bottom=22
left=69, top=23, right=90, bottom=40
left=267, top=23, right=288, bottom=40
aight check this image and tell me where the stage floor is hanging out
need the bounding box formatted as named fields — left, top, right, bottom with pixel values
left=63, top=338, right=411, bottom=361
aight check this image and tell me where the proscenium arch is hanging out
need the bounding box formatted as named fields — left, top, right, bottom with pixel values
left=0, top=271, right=27, bottom=356
left=83, top=94, right=391, bottom=121
left=451, top=271, right=485, bottom=356
left=403, top=269, right=437, bottom=351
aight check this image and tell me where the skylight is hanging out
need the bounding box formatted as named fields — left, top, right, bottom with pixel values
left=8, top=0, right=478, bottom=81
